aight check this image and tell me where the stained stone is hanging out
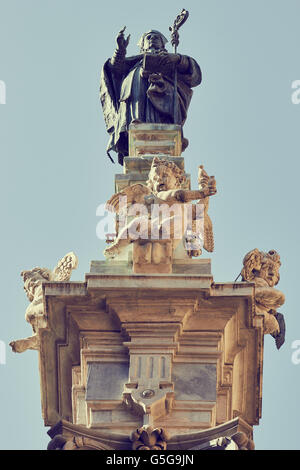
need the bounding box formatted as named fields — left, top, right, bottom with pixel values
left=86, top=363, right=129, bottom=401
left=172, top=364, right=216, bottom=401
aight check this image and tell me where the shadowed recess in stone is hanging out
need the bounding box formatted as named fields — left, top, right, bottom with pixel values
left=86, top=363, right=129, bottom=400
left=172, top=364, right=216, bottom=401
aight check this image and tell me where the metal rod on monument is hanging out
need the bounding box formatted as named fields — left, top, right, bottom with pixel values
left=169, top=8, right=189, bottom=125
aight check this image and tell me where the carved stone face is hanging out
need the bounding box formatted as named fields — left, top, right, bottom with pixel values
left=148, top=164, right=179, bottom=193
left=259, top=259, right=279, bottom=287
left=21, top=268, right=51, bottom=301
left=23, top=275, right=42, bottom=301
left=138, top=29, right=168, bottom=53
left=144, top=31, right=164, bottom=51
left=241, top=248, right=281, bottom=287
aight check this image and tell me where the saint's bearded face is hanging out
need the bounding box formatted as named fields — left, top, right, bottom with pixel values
left=142, top=32, right=164, bottom=52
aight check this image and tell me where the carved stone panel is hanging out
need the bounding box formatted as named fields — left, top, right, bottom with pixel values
left=172, top=364, right=217, bottom=402
left=86, top=363, right=129, bottom=401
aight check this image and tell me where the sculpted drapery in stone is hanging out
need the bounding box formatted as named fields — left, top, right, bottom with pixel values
left=100, top=28, right=202, bottom=164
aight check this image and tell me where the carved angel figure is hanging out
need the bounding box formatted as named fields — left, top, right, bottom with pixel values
left=10, top=252, right=78, bottom=353
left=241, top=248, right=285, bottom=348
left=104, top=157, right=216, bottom=261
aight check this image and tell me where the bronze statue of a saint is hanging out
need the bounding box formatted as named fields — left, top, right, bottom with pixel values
left=100, top=28, right=202, bottom=164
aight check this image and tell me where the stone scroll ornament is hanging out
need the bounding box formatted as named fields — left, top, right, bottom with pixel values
left=241, top=249, right=286, bottom=349
left=100, top=10, right=202, bottom=165
left=131, top=426, right=170, bottom=450
left=10, top=252, right=78, bottom=354
left=103, top=158, right=216, bottom=261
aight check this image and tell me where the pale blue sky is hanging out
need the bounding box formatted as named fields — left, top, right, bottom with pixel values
left=0, top=0, right=299, bottom=449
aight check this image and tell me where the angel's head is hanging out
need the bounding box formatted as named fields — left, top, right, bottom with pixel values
left=147, top=157, right=186, bottom=194
left=241, top=248, right=281, bottom=287
left=21, top=268, right=51, bottom=301
left=259, top=250, right=281, bottom=287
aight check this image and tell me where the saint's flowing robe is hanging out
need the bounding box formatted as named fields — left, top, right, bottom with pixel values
left=100, top=52, right=202, bottom=164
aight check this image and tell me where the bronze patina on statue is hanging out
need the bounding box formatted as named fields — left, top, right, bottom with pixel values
left=100, top=10, right=201, bottom=164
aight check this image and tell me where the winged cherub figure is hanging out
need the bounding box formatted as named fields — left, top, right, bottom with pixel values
left=104, top=157, right=216, bottom=261
left=10, top=252, right=78, bottom=353
left=241, top=248, right=285, bottom=349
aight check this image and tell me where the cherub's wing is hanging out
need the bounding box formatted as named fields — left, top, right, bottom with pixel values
left=52, top=252, right=78, bottom=282
left=105, top=184, right=151, bottom=213
left=203, top=213, right=214, bottom=253
left=105, top=192, right=123, bottom=213
left=271, top=312, right=286, bottom=350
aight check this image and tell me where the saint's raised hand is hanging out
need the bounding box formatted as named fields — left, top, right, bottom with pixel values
left=116, top=26, right=130, bottom=50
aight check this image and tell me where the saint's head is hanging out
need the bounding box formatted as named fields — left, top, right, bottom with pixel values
left=138, top=30, right=168, bottom=53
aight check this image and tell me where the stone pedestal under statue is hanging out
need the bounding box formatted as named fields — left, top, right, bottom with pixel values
left=42, top=253, right=260, bottom=450
left=11, top=124, right=285, bottom=451
left=39, top=125, right=260, bottom=450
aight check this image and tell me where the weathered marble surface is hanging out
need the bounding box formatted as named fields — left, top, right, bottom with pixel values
left=90, top=258, right=212, bottom=275
left=172, top=364, right=216, bottom=401
left=128, top=123, right=182, bottom=157
left=86, top=363, right=129, bottom=400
